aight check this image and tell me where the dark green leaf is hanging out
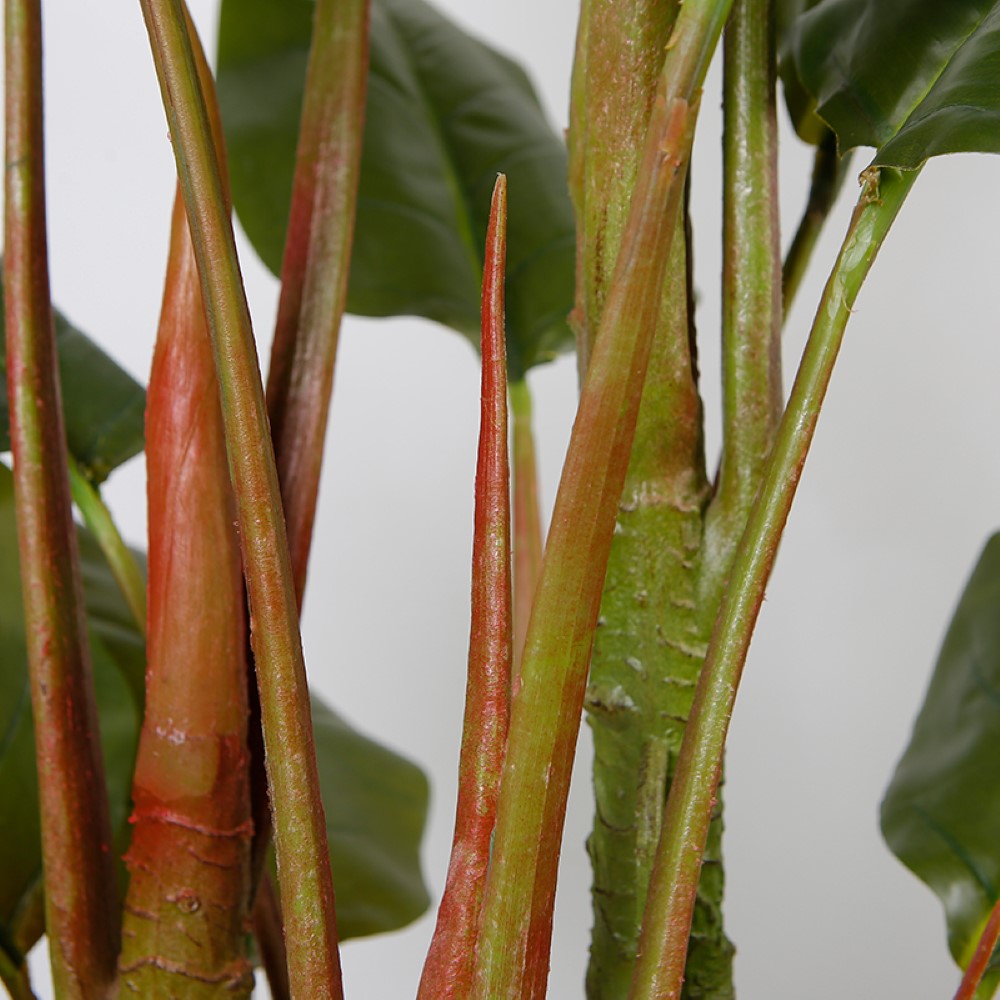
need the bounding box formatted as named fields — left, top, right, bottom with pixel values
left=217, top=0, right=575, bottom=378
left=881, top=533, right=1000, bottom=987
left=788, top=0, right=1000, bottom=167
left=775, top=0, right=826, bottom=144
left=0, top=463, right=141, bottom=958
left=0, top=281, right=146, bottom=484
left=310, top=695, right=430, bottom=938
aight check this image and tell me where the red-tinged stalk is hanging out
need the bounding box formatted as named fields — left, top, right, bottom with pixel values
left=137, top=2, right=343, bottom=995
left=418, top=175, right=512, bottom=1000
left=265, top=0, right=370, bottom=608
left=116, top=189, right=253, bottom=998
left=509, top=377, right=543, bottom=677
left=471, top=4, right=732, bottom=996
left=954, top=899, right=1000, bottom=1000
left=249, top=0, right=370, bottom=894
left=4, top=0, right=120, bottom=994
left=252, top=874, right=291, bottom=1000
left=628, top=165, right=919, bottom=1000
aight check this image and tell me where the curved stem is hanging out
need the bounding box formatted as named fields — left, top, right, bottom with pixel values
left=782, top=130, right=853, bottom=317
left=136, top=2, right=342, bottom=995
left=4, top=0, right=120, bottom=993
left=68, top=457, right=146, bottom=634
left=629, top=165, right=920, bottom=1000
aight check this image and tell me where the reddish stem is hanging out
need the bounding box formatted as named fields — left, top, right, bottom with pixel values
left=954, top=899, right=1000, bottom=1000
left=4, top=0, right=119, bottom=993
left=418, top=176, right=512, bottom=1000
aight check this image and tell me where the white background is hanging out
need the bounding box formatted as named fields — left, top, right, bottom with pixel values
left=15, top=0, right=1000, bottom=997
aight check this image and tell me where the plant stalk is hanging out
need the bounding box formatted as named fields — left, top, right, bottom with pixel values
left=4, top=0, right=120, bottom=993
left=419, top=175, right=512, bottom=1000
left=702, top=0, right=783, bottom=612
left=954, top=897, right=1000, bottom=1000
left=509, top=377, right=543, bottom=676
left=471, top=3, right=732, bottom=995
left=67, top=457, right=146, bottom=634
left=136, top=2, right=343, bottom=995
left=628, top=165, right=919, bottom=1000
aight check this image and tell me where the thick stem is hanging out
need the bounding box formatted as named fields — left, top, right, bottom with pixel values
left=136, top=2, right=343, bottom=995
left=628, top=166, right=919, bottom=1000
left=419, top=176, right=512, bottom=1000
left=702, top=0, right=782, bottom=612
left=67, top=458, right=146, bottom=635
left=509, top=378, right=543, bottom=677
left=472, top=4, right=732, bottom=996
left=4, top=1, right=120, bottom=994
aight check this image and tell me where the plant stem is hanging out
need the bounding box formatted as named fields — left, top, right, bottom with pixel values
left=252, top=873, right=291, bottom=1000
left=136, top=3, right=343, bottom=995
left=0, top=946, right=35, bottom=1000
left=472, top=4, right=732, bottom=996
left=702, top=0, right=783, bottom=611
left=419, top=175, right=512, bottom=1000
left=509, top=377, right=542, bottom=676
left=265, top=0, right=370, bottom=610
left=4, top=0, right=120, bottom=994
left=954, top=898, right=1000, bottom=1000
left=67, top=457, right=146, bottom=634
left=782, top=130, right=853, bottom=317
left=628, top=165, right=919, bottom=1000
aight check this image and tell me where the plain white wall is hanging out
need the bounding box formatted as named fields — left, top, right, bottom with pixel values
left=16, top=0, right=1000, bottom=997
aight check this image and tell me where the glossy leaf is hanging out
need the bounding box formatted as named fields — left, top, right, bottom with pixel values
left=0, top=463, right=141, bottom=963
left=882, top=533, right=1000, bottom=988
left=217, top=0, right=575, bottom=378
left=789, top=0, right=1000, bottom=166
left=775, top=0, right=825, bottom=144
left=0, top=289, right=144, bottom=484
left=311, top=696, right=431, bottom=938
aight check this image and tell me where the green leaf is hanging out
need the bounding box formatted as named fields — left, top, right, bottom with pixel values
left=0, top=463, right=142, bottom=961
left=775, top=0, right=827, bottom=144
left=0, top=283, right=145, bottom=484
left=310, top=695, right=430, bottom=938
left=217, top=0, right=575, bottom=378
left=881, top=533, right=1000, bottom=988
left=788, top=0, right=1000, bottom=167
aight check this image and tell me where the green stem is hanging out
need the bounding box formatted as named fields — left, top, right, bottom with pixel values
left=4, top=1, right=120, bottom=994
left=252, top=873, right=291, bottom=1000
left=136, top=3, right=343, bottom=995
left=67, top=457, right=146, bottom=635
left=628, top=165, right=919, bottom=1000
left=0, top=946, right=35, bottom=1000
left=702, top=0, right=782, bottom=611
left=472, top=4, right=732, bottom=996
left=509, top=377, right=543, bottom=676
left=419, top=176, right=512, bottom=1000
left=782, top=130, right=853, bottom=317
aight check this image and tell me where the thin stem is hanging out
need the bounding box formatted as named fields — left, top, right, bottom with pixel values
left=136, top=2, right=342, bottom=995
left=509, top=377, right=542, bottom=677
left=265, top=0, right=370, bottom=609
left=782, top=130, right=853, bottom=317
left=419, top=175, right=512, bottom=1000
left=471, top=4, right=732, bottom=996
left=67, top=457, right=146, bottom=634
left=252, top=873, right=291, bottom=1000
left=703, top=0, right=782, bottom=607
left=628, top=165, right=919, bottom=1000
left=954, top=898, right=1000, bottom=1000
left=4, top=0, right=120, bottom=994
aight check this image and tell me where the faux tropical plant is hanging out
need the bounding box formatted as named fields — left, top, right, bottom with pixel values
left=2, top=0, right=1000, bottom=997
